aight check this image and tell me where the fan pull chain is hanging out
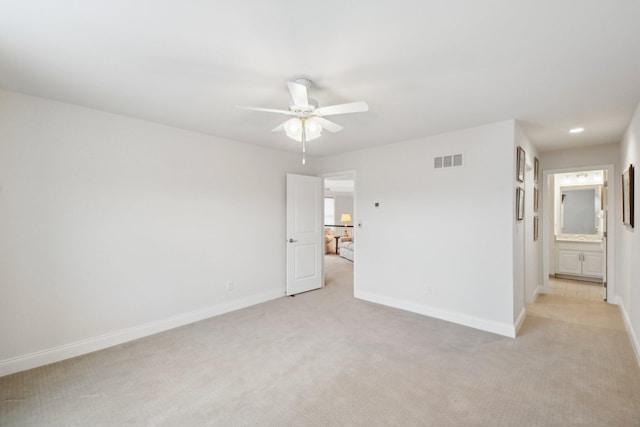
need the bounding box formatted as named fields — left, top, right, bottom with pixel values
left=301, top=118, right=307, bottom=165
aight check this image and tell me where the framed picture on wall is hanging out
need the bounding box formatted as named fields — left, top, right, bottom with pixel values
left=516, top=187, right=525, bottom=221
left=534, top=216, right=539, bottom=241
left=622, top=164, right=634, bottom=227
left=534, top=187, right=539, bottom=213
left=534, top=157, right=539, bottom=183
left=517, top=147, right=526, bottom=182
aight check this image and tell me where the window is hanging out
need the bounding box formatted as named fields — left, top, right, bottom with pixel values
left=324, top=197, right=335, bottom=226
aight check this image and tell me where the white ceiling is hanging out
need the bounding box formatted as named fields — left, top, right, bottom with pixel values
left=2, top=1, right=640, bottom=157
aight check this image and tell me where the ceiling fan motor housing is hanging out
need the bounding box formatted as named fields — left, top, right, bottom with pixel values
left=290, top=98, right=318, bottom=114
left=294, top=78, right=312, bottom=88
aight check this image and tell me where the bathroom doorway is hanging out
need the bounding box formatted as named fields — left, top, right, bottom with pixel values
left=542, top=165, right=614, bottom=303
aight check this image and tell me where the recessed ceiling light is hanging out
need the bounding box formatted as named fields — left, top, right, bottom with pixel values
left=569, top=127, right=584, bottom=134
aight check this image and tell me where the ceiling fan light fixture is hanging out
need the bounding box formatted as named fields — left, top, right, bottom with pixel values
left=307, top=120, right=321, bottom=134
left=284, top=119, right=299, bottom=134
left=241, top=79, right=367, bottom=164
left=283, top=118, right=323, bottom=142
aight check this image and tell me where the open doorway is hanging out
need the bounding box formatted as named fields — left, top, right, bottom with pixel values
left=323, top=172, right=355, bottom=289
left=542, top=165, right=615, bottom=304
left=323, top=173, right=355, bottom=257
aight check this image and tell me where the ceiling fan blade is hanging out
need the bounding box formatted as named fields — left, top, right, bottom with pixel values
left=272, top=120, right=289, bottom=132
left=313, top=117, right=343, bottom=133
left=315, top=101, right=369, bottom=116
left=287, top=81, right=309, bottom=108
left=237, top=105, right=294, bottom=115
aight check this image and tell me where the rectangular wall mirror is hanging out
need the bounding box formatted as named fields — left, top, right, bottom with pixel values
left=559, top=187, right=601, bottom=235
left=553, top=170, right=606, bottom=241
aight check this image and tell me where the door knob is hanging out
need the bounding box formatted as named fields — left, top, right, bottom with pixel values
left=288, top=239, right=297, bottom=243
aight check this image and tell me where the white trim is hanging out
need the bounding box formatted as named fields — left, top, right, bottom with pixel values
left=355, top=290, right=517, bottom=338
left=514, top=307, right=527, bottom=336
left=532, top=285, right=546, bottom=301
left=0, top=289, right=284, bottom=377
left=616, top=296, right=640, bottom=368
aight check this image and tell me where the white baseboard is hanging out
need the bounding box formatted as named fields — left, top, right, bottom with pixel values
left=615, top=296, right=640, bottom=368
left=0, top=289, right=284, bottom=377
left=355, top=290, right=517, bottom=338
left=514, top=307, right=526, bottom=336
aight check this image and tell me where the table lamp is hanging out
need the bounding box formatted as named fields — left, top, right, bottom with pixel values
left=341, top=213, right=352, bottom=237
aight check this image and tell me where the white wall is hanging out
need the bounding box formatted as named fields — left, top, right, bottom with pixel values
left=0, top=90, right=305, bottom=375
left=540, top=143, right=619, bottom=171
left=315, top=121, right=518, bottom=336
left=618, top=101, right=640, bottom=364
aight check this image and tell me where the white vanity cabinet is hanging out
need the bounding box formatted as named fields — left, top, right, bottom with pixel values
left=581, top=252, right=604, bottom=277
left=556, top=241, right=603, bottom=280
left=557, top=251, right=582, bottom=275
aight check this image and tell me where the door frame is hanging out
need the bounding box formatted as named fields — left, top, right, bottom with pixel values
left=541, top=164, right=615, bottom=303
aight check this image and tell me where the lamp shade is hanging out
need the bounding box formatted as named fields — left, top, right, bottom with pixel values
left=340, top=213, right=352, bottom=223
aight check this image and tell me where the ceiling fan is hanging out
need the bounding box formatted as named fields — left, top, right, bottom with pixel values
left=239, top=78, right=369, bottom=164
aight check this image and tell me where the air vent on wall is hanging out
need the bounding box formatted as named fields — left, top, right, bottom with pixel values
left=434, top=153, right=464, bottom=170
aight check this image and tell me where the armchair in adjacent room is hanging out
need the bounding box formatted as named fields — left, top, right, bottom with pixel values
left=339, top=236, right=354, bottom=261
left=324, top=228, right=336, bottom=254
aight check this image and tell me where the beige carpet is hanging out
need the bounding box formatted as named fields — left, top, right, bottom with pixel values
left=2, top=256, right=639, bottom=426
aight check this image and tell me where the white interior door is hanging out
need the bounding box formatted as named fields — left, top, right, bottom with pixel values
left=286, top=173, right=323, bottom=296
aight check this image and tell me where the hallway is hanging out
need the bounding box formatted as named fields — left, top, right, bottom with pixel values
left=548, top=277, right=604, bottom=301
left=527, top=278, right=624, bottom=330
